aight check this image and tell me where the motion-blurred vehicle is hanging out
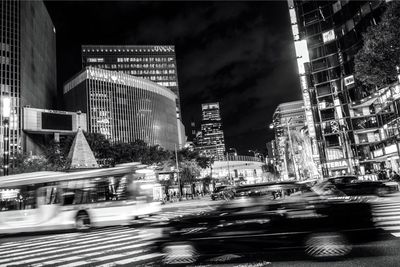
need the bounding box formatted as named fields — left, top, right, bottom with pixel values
left=210, top=186, right=234, bottom=200
left=233, top=181, right=309, bottom=199
left=157, top=181, right=385, bottom=265
left=0, top=163, right=161, bottom=234
left=325, top=176, right=398, bottom=197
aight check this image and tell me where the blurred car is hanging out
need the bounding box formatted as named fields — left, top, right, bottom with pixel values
left=210, top=186, right=234, bottom=200
left=325, top=176, right=399, bottom=197
left=233, top=181, right=309, bottom=199
left=157, top=181, right=385, bottom=265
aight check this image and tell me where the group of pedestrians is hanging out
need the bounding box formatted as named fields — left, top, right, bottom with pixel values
left=162, top=190, right=205, bottom=204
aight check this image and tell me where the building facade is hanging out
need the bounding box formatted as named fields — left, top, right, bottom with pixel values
left=272, top=100, right=307, bottom=179
left=63, top=67, right=179, bottom=151
left=81, top=45, right=181, bottom=114
left=0, top=0, right=57, bottom=160
left=288, top=0, right=386, bottom=177
left=201, top=156, right=264, bottom=185
left=197, top=102, right=226, bottom=160
left=350, top=81, right=400, bottom=179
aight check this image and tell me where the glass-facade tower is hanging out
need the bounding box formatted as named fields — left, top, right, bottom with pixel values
left=64, top=67, right=179, bottom=150
left=288, top=0, right=386, bottom=177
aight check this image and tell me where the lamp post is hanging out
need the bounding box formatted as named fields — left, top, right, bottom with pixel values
left=174, top=144, right=182, bottom=200
left=225, top=151, right=232, bottom=185
left=2, top=96, right=10, bottom=176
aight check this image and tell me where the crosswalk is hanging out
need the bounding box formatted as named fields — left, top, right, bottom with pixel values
left=372, top=199, right=400, bottom=237
left=0, top=204, right=216, bottom=267
left=0, top=226, right=161, bottom=267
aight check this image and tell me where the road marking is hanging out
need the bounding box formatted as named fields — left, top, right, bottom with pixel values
left=2, top=238, right=153, bottom=266
left=0, top=233, right=153, bottom=264
left=0, top=232, right=135, bottom=257
left=0, top=227, right=135, bottom=251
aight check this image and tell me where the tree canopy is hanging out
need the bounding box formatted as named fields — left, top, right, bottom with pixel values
left=354, top=1, right=400, bottom=89
left=8, top=132, right=213, bottom=179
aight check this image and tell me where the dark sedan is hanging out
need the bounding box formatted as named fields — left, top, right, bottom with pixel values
left=326, top=176, right=399, bottom=197
left=157, top=182, right=386, bottom=265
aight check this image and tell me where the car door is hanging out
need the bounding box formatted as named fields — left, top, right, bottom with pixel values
left=206, top=203, right=284, bottom=254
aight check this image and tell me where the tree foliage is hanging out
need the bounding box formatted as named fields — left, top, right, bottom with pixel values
left=8, top=131, right=213, bottom=178
left=354, top=1, right=400, bottom=89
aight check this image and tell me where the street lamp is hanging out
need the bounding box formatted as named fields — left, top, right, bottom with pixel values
left=229, top=147, right=237, bottom=157
left=174, top=144, right=182, bottom=200
left=2, top=96, right=10, bottom=176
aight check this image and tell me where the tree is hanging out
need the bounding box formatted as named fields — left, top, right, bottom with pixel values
left=354, top=1, right=400, bottom=89
left=84, top=132, right=113, bottom=163
left=9, top=153, right=51, bottom=174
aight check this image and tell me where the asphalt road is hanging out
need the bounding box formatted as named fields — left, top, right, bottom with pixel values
left=1, top=196, right=400, bottom=267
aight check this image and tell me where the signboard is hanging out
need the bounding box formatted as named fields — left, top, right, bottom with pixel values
left=322, top=29, right=336, bottom=43
left=344, top=75, right=355, bottom=86
left=385, top=144, right=398, bottom=154
left=326, top=160, right=348, bottom=169
left=373, top=148, right=384, bottom=158
left=42, top=113, right=73, bottom=131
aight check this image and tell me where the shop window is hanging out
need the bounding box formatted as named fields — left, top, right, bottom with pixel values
left=310, top=46, right=325, bottom=59
left=321, top=108, right=336, bottom=121
left=316, top=84, right=331, bottom=96
left=325, top=42, right=338, bottom=55
left=326, top=54, right=339, bottom=67
left=360, top=3, right=371, bottom=16
left=332, top=1, right=341, bottom=14
left=314, top=70, right=329, bottom=84
left=312, top=58, right=327, bottom=71
left=325, top=134, right=340, bottom=147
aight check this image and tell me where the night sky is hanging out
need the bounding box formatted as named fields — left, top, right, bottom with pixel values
left=44, top=1, right=302, bottom=155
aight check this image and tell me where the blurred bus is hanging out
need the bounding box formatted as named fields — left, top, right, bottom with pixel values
left=0, top=163, right=162, bottom=234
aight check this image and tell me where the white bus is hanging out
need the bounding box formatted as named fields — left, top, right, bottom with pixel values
left=0, top=163, right=162, bottom=234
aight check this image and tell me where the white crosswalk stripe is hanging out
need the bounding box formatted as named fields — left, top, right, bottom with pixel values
left=372, top=199, right=400, bottom=237
left=0, top=202, right=216, bottom=266
left=0, top=227, right=160, bottom=267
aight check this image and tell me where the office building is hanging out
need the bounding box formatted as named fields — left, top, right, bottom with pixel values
left=197, top=102, right=226, bottom=160
left=64, top=67, right=179, bottom=150
left=81, top=45, right=181, bottom=114
left=272, top=100, right=306, bottom=179
left=0, top=0, right=57, bottom=160
left=288, top=0, right=386, bottom=177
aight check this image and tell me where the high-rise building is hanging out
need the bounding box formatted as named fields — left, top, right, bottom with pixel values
left=0, top=0, right=57, bottom=159
left=81, top=45, right=181, bottom=114
left=272, top=100, right=306, bottom=179
left=288, top=0, right=386, bottom=177
left=64, top=67, right=179, bottom=150
left=198, top=102, right=225, bottom=160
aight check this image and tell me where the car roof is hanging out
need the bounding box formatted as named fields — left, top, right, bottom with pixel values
left=328, top=176, right=357, bottom=180
left=235, top=181, right=304, bottom=191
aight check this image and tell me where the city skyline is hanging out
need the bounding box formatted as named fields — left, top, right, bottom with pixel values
left=44, top=1, right=302, bottom=154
